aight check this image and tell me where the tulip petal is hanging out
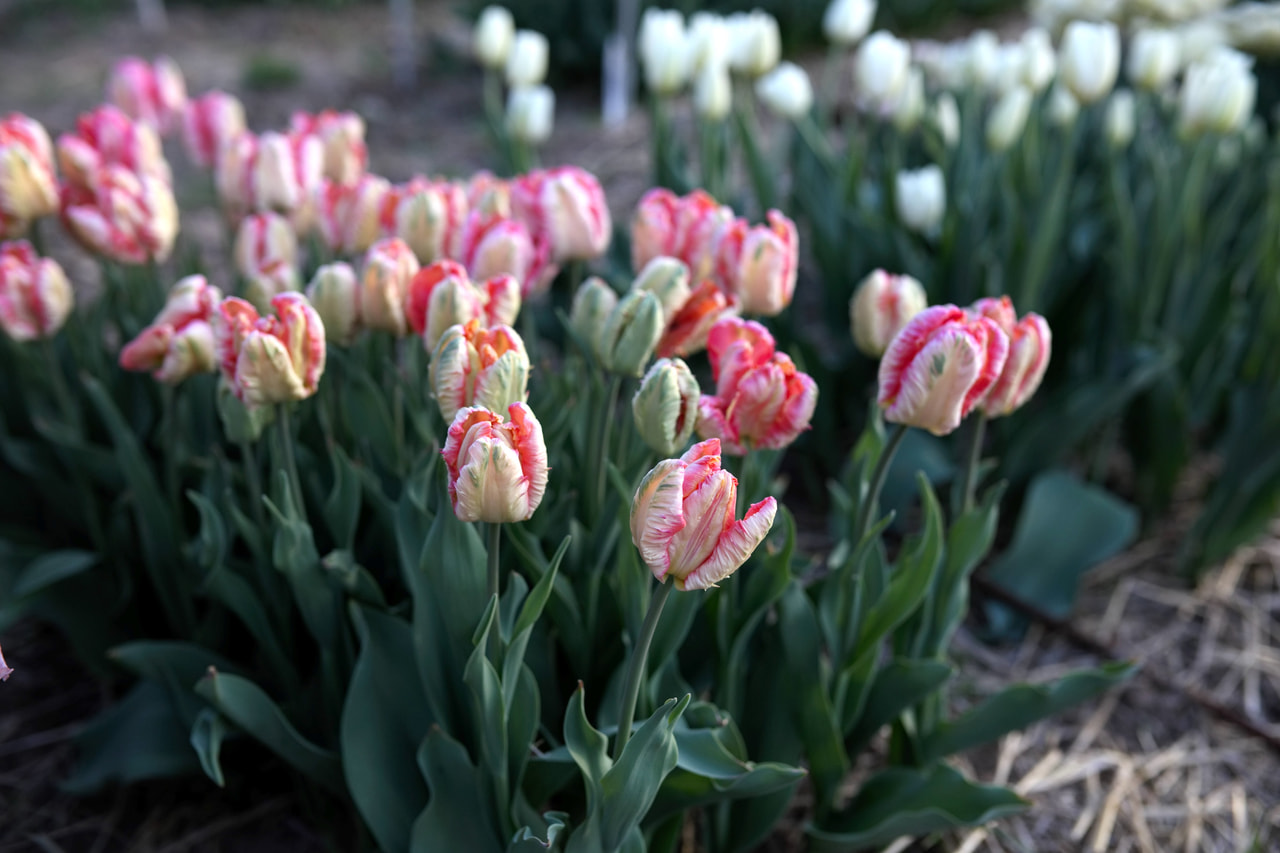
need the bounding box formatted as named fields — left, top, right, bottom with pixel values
left=681, top=496, right=777, bottom=591
left=630, top=458, right=688, bottom=580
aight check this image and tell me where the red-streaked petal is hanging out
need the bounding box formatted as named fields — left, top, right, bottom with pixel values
left=680, top=497, right=777, bottom=591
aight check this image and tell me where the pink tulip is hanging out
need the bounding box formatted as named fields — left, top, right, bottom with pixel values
left=120, top=275, right=223, bottom=383
left=696, top=318, right=817, bottom=453
left=970, top=296, right=1051, bottom=417
left=215, top=130, right=322, bottom=226
left=430, top=319, right=530, bottom=424
left=655, top=279, right=740, bottom=359
left=61, top=164, right=178, bottom=265
left=713, top=209, right=798, bottom=316
left=878, top=304, right=1010, bottom=436
left=214, top=293, right=326, bottom=409
left=234, top=212, right=299, bottom=308
left=0, top=114, right=60, bottom=237
left=441, top=402, right=548, bottom=523
left=511, top=166, right=612, bottom=262
left=460, top=208, right=557, bottom=297
left=0, top=240, right=73, bottom=341
left=107, top=56, right=187, bottom=136
left=360, top=237, right=420, bottom=335
left=630, top=438, right=777, bottom=590
left=57, top=105, right=170, bottom=190
left=630, top=188, right=680, bottom=271
left=181, top=91, right=246, bottom=169
left=290, top=110, right=367, bottom=186
left=316, top=174, right=392, bottom=255
left=850, top=269, right=929, bottom=358
left=632, top=188, right=736, bottom=285
left=383, top=176, right=468, bottom=264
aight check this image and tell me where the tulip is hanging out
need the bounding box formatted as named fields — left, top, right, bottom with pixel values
left=964, top=30, right=1000, bottom=92
left=441, top=402, right=548, bottom=523
left=674, top=190, right=733, bottom=283
left=233, top=211, right=298, bottom=309
left=254, top=130, right=324, bottom=218
left=405, top=260, right=496, bottom=351
left=0, top=644, right=10, bottom=681
left=1019, top=28, right=1056, bottom=92
left=0, top=114, right=59, bottom=237
left=656, top=279, right=739, bottom=359
left=855, top=31, right=911, bottom=112
left=687, top=12, right=729, bottom=74
left=107, top=56, right=187, bottom=136
left=291, top=110, right=367, bottom=187
left=61, top=164, right=178, bottom=265
left=1105, top=90, right=1136, bottom=149
left=1177, top=21, right=1228, bottom=67
left=315, top=174, right=392, bottom=255
left=58, top=105, right=169, bottom=190
left=639, top=9, right=691, bottom=96
left=633, top=357, right=700, bottom=456
left=877, top=304, right=1009, bottom=436
left=986, top=86, right=1032, bottom=152
left=431, top=320, right=530, bottom=424
left=569, top=276, right=618, bottom=358
left=887, top=67, right=925, bottom=132
left=511, top=166, right=611, bottom=262
left=932, top=93, right=961, bottom=148
left=120, top=275, right=223, bottom=383
left=694, top=60, right=733, bottom=120
left=506, top=85, right=555, bottom=145
left=726, top=11, right=780, bottom=78
left=970, top=296, right=1051, bottom=418
left=600, top=290, right=664, bottom=377
left=850, top=269, right=928, bottom=358
left=181, top=91, right=246, bottom=169
left=696, top=318, right=817, bottom=453
left=461, top=209, right=540, bottom=295
left=506, top=29, right=549, bottom=87
left=1128, top=28, right=1181, bottom=91
left=0, top=240, right=73, bottom=341
left=387, top=176, right=468, bottom=264
left=1046, top=83, right=1080, bottom=127
left=1178, top=48, right=1257, bottom=138
left=714, top=210, right=798, bottom=317
left=360, top=237, right=421, bottom=336
left=632, top=256, right=691, bottom=322
left=1059, top=21, right=1121, bottom=105
left=630, top=188, right=681, bottom=273
left=630, top=437, right=777, bottom=590
left=824, top=0, right=876, bottom=47
left=895, top=165, right=946, bottom=234
left=306, top=262, right=360, bottom=345
left=474, top=6, right=516, bottom=69
left=756, top=62, right=814, bottom=119
left=214, top=292, right=326, bottom=409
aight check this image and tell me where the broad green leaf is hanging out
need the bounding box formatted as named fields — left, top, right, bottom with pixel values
left=807, top=764, right=1027, bottom=852
left=187, top=492, right=229, bottom=570
left=410, top=728, right=504, bottom=853
left=564, top=683, right=611, bottom=807
left=926, top=487, right=1002, bottom=656
left=200, top=564, right=294, bottom=685
left=190, top=707, right=230, bottom=788
left=844, top=660, right=952, bottom=753
left=12, top=549, right=98, bottom=598
left=323, top=445, right=363, bottom=551
left=508, top=812, right=568, bottom=853
left=341, top=361, right=399, bottom=470
left=598, top=695, right=690, bottom=851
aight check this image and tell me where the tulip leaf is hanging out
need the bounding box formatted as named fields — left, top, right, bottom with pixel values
left=343, top=604, right=433, bottom=853
left=881, top=430, right=955, bottom=532
left=190, top=707, right=230, bottom=788
left=195, top=668, right=344, bottom=795
left=187, top=491, right=229, bottom=571
left=410, top=727, right=504, bottom=853
left=806, top=764, right=1027, bottom=852
left=323, top=444, right=363, bottom=551
left=340, top=358, right=399, bottom=471
left=596, top=695, right=689, bottom=852
left=844, top=659, right=953, bottom=754
left=508, top=812, right=568, bottom=853
left=925, top=486, right=1003, bottom=656
left=11, top=549, right=99, bottom=598
left=200, top=563, right=294, bottom=684
left=919, top=661, right=1136, bottom=762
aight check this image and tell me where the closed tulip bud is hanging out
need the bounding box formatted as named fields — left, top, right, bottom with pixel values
left=474, top=5, right=516, bottom=69
left=694, top=60, right=733, bottom=120
left=877, top=304, right=1009, bottom=436
left=986, top=86, right=1032, bottom=151
left=601, top=290, right=664, bottom=376
left=58, top=106, right=170, bottom=190
left=569, top=276, right=618, bottom=357
left=633, top=256, right=691, bottom=322
left=389, top=177, right=468, bottom=264
left=316, top=174, right=391, bottom=255
left=1020, top=28, right=1056, bottom=92
left=61, top=164, right=178, bottom=265
left=970, top=296, right=1051, bottom=418
left=181, top=92, right=246, bottom=169
left=506, top=85, right=555, bottom=144
left=727, top=11, right=780, bottom=78
left=292, top=110, right=367, bottom=187
left=360, top=237, right=420, bottom=336
left=306, top=262, right=360, bottom=345
left=756, top=62, right=814, bottom=119
left=640, top=9, right=691, bottom=96
left=1059, top=21, right=1121, bottom=105
left=0, top=114, right=59, bottom=236
left=850, top=269, right=928, bottom=357
left=633, top=357, right=700, bottom=456
left=932, top=93, right=961, bottom=148
left=431, top=320, right=530, bottom=424
left=1046, top=83, right=1080, bottom=127
left=0, top=240, right=73, bottom=341
left=887, top=67, right=925, bottom=132
left=894, top=165, right=946, bottom=234
left=656, top=279, right=739, bottom=359
left=714, top=210, right=798, bottom=317
left=215, top=293, right=326, bottom=408
left=442, top=402, right=548, bottom=523
left=631, top=438, right=777, bottom=590
left=1105, top=90, right=1136, bottom=149
left=506, top=29, right=549, bottom=87
left=0, top=644, right=10, bottom=681
left=512, top=166, right=611, bottom=262
left=696, top=318, right=816, bottom=453
left=1178, top=49, right=1257, bottom=138
left=687, top=12, right=729, bottom=74
left=108, top=56, right=187, bottom=136
left=964, top=30, right=1000, bottom=91
left=234, top=212, right=298, bottom=309
left=120, top=274, right=223, bottom=383
left=824, top=0, right=876, bottom=47
left=856, top=31, right=911, bottom=112
left=1128, top=29, right=1181, bottom=92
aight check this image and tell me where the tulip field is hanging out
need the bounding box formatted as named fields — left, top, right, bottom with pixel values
left=3, top=1, right=1280, bottom=851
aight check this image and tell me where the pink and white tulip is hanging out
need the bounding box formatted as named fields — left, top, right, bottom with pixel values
left=850, top=270, right=929, bottom=357
left=360, top=237, right=420, bottom=336
left=384, top=176, right=468, bottom=264
left=315, top=174, right=391, bottom=255
left=58, top=106, right=169, bottom=190
left=430, top=319, right=530, bottom=424
left=107, top=56, right=187, bottom=136
left=655, top=279, right=739, bottom=359
left=119, top=275, right=223, bottom=384
left=0, top=240, right=73, bottom=341
left=234, top=211, right=299, bottom=308
left=969, top=296, right=1051, bottom=418
left=181, top=91, right=247, bottom=169
left=290, top=110, right=367, bottom=187
left=0, top=114, right=59, bottom=237
left=511, top=166, right=612, bottom=262
left=441, top=402, right=548, bottom=523
left=713, top=209, right=798, bottom=316
left=61, top=164, right=178, bottom=265
left=460, top=208, right=556, bottom=297
left=214, top=293, right=326, bottom=409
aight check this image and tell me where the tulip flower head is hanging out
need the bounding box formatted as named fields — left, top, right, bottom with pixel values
left=61, top=163, right=178, bottom=265
left=633, top=357, right=701, bottom=457
left=755, top=62, right=814, bottom=120
left=291, top=110, right=367, bottom=187
left=639, top=9, right=692, bottom=96
left=506, top=30, right=549, bottom=87
left=569, top=276, right=618, bottom=357
left=0, top=114, right=60, bottom=237
left=431, top=320, right=531, bottom=424
left=214, top=293, right=326, bottom=410
left=107, top=56, right=187, bottom=135
left=694, top=59, right=733, bottom=120
left=970, top=296, right=1051, bottom=418
left=986, top=86, right=1033, bottom=152
left=234, top=211, right=299, bottom=309
left=824, top=0, right=876, bottom=48
left=120, top=275, right=223, bottom=384
left=877, top=304, right=1009, bottom=436
left=474, top=6, right=516, bottom=69
left=181, top=91, right=247, bottom=169
left=726, top=10, right=780, bottom=78
left=58, top=105, right=170, bottom=190
left=850, top=269, right=929, bottom=358
left=460, top=207, right=554, bottom=297
left=1128, top=28, right=1181, bottom=92
left=895, top=165, right=946, bottom=234
left=1059, top=21, right=1121, bottom=105
left=630, top=438, right=777, bottom=591
left=632, top=256, right=691, bottom=322
left=387, top=176, right=468, bottom=264
left=0, top=240, right=73, bottom=342
left=1178, top=48, right=1257, bottom=138
left=696, top=318, right=817, bottom=453
left=511, top=166, right=611, bottom=263
left=855, top=31, right=911, bottom=113
left=713, top=210, right=798, bottom=317
left=360, top=237, right=421, bottom=336
left=687, top=12, right=729, bottom=74
left=316, top=173, right=391, bottom=255
left=600, top=289, right=665, bottom=377
left=506, top=85, right=555, bottom=145
left=655, top=279, right=739, bottom=359
left=1105, top=90, right=1136, bottom=149
left=306, top=262, right=360, bottom=346
left=442, top=402, right=548, bottom=523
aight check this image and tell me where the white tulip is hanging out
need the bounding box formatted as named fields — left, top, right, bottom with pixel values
left=727, top=11, right=781, bottom=78
left=506, top=84, right=554, bottom=143
left=856, top=30, right=911, bottom=111
left=888, top=67, right=925, bottom=132
left=823, top=0, right=877, bottom=47
left=1105, top=90, right=1136, bottom=148
left=1176, top=21, right=1229, bottom=67
left=1128, top=29, right=1181, bottom=91
left=1046, top=83, right=1080, bottom=127
left=965, top=30, right=1001, bottom=90
left=688, top=12, right=729, bottom=74
left=1020, top=28, right=1057, bottom=92
left=895, top=165, right=946, bottom=234
left=1059, top=20, right=1121, bottom=105
left=1178, top=48, right=1257, bottom=137
left=694, top=60, right=733, bottom=120
left=474, top=6, right=515, bottom=70
left=756, top=62, right=814, bottom=119
left=986, top=86, right=1032, bottom=151
left=505, top=29, right=549, bottom=87
left=639, top=9, right=690, bottom=96
left=932, top=93, right=960, bottom=148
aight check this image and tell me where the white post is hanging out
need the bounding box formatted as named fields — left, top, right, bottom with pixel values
left=603, top=0, right=640, bottom=129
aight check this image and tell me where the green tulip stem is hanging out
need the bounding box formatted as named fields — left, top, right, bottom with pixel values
left=28, top=217, right=46, bottom=257
left=42, top=338, right=105, bottom=553
left=276, top=404, right=305, bottom=517
left=853, top=422, right=909, bottom=545
left=614, top=578, right=674, bottom=761
left=239, top=439, right=267, bottom=533
left=161, top=382, right=180, bottom=513
left=959, top=412, right=987, bottom=515
left=487, top=522, right=502, bottom=605
left=594, top=374, right=623, bottom=521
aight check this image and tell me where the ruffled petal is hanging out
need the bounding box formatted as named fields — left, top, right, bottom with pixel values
left=680, top=496, right=777, bottom=591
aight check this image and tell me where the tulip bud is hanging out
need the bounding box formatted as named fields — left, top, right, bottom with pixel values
left=108, top=56, right=187, bottom=136
left=474, top=5, right=516, bottom=69
left=656, top=279, right=739, bottom=359
left=887, top=67, right=925, bottom=132
left=1046, top=84, right=1080, bottom=127
left=360, top=237, right=420, bottom=336
left=120, top=274, right=223, bottom=383
left=181, top=91, right=246, bottom=169
left=850, top=269, right=928, bottom=357
left=1128, top=28, right=1180, bottom=92
left=932, top=93, right=961, bottom=148
left=855, top=31, right=911, bottom=112
left=633, top=256, right=691, bottom=322
left=687, top=12, right=729, bottom=74
left=714, top=210, right=798, bottom=317
left=1059, top=21, right=1121, bottom=105
left=512, top=166, right=612, bottom=262
left=61, top=164, right=178, bottom=265
left=755, top=62, right=814, bottom=120
left=600, top=290, right=664, bottom=376
left=441, top=402, right=548, bottom=523
left=964, top=30, right=1000, bottom=91
left=0, top=644, right=11, bottom=681
left=631, top=438, right=777, bottom=590
left=1105, top=90, right=1136, bottom=149
left=506, top=85, right=555, bottom=145
left=306, top=262, right=360, bottom=346
left=389, top=177, right=468, bottom=264
left=569, top=276, right=618, bottom=358
left=970, top=296, right=1051, bottom=418
left=215, top=293, right=326, bottom=409
left=824, top=0, right=876, bottom=47
left=234, top=212, right=299, bottom=309
left=877, top=304, right=1009, bottom=436
left=316, top=173, right=392, bottom=255
left=694, top=60, right=733, bottom=120
left=894, top=165, right=946, bottom=234
left=639, top=9, right=691, bottom=96
left=1178, top=48, right=1257, bottom=138
left=431, top=320, right=530, bottom=424
left=0, top=115, right=59, bottom=237
left=506, top=29, right=549, bottom=87
left=416, top=262, right=486, bottom=351
left=986, top=86, right=1032, bottom=152
left=1019, top=28, right=1056, bottom=93
left=0, top=240, right=73, bottom=341
left=254, top=131, right=313, bottom=214
left=633, top=357, right=700, bottom=456
left=726, top=11, right=780, bottom=78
